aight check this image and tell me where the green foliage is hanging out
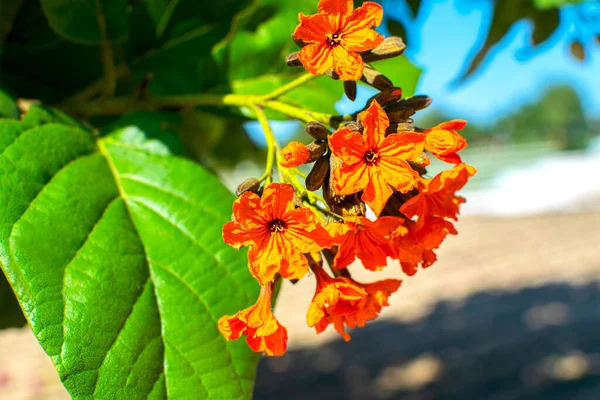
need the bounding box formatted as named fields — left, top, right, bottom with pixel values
left=0, top=107, right=259, bottom=398
left=41, top=0, right=129, bottom=44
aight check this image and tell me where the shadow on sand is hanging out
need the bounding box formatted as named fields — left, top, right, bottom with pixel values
left=255, top=282, right=600, bottom=400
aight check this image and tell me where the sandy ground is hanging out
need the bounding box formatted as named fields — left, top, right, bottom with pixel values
left=1, top=211, right=599, bottom=399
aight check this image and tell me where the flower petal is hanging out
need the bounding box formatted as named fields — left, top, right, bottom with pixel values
left=285, top=209, right=333, bottom=251
left=298, top=43, right=334, bottom=76
left=343, top=27, right=384, bottom=52
left=378, top=131, right=425, bottom=161
left=331, top=45, right=364, bottom=80
left=293, top=12, right=330, bottom=44
left=378, top=158, right=420, bottom=194
left=248, top=236, right=281, bottom=285
left=332, top=161, right=369, bottom=196
left=260, top=182, right=295, bottom=220
left=222, top=221, right=252, bottom=249
left=329, top=127, right=367, bottom=164
left=343, top=1, right=383, bottom=35
left=361, top=168, right=394, bottom=216
left=358, top=100, right=389, bottom=149
left=318, top=0, right=353, bottom=32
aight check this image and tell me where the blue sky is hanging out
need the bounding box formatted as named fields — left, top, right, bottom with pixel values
left=389, top=0, right=600, bottom=124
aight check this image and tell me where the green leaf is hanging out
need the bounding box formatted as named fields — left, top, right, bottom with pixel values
left=40, top=0, right=129, bottom=44
left=370, top=56, right=423, bottom=98
left=533, top=0, right=587, bottom=10
left=0, top=110, right=259, bottom=398
left=0, top=88, right=19, bottom=119
left=0, top=0, right=23, bottom=55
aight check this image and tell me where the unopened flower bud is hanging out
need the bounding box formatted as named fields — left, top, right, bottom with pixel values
left=386, top=122, right=414, bottom=135
left=305, top=121, right=329, bottom=140
left=403, top=95, right=432, bottom=111
left=344, top=121, right=363, bottom=132
left=306, top=141, right=327, bottom=163
left=305, top=154, right=330, bottom=191
left=362, top=37, right=406, bottom=63
left=236, top=178, right=261, bottom=197
left=361, top=65, right=393, bottom=91
left=384, top=105, right=415, bottom=123
left=280, top=141, right=310, bottom=168
left=285, top=52, right=302, bottom=67
left=367, top=87, right=403, bottom=108
left=344, top=81, right=357, bottom=101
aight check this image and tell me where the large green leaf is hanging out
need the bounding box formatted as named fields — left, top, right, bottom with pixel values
left=0, top=108, right=259, bottom=398
left=40, top=0, right=129, bottom=44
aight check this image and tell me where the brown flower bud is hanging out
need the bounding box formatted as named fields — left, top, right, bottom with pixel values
left=306, top=141, right=327, bottom=163
left=367, top=87, right=403, bottom=108
left=305, top=154, right=330, bottom=191
left=570, top=40, right=585, bottom=61
left=305, top=121, right=329, bottom=140
left=384, top=106, right=415, bottom=123
left=344, top=121, right=363, bottom=132
left=362, top=37, right=406, bottom=63
left=402, top=95, right=432, bottom=111
left=236, top=177, right=261, bottom=197
left=285, top=52, right=303, bottom=67
left=361, top=65, right=393, bottom=91
left=386, top=122, right=415, bottom=135
left=344, top=80, right=357, bottom=101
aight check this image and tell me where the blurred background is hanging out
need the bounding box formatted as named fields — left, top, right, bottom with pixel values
left=1, top=0, right=600, bottom=399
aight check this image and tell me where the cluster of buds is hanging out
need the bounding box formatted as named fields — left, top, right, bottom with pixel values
left=218, top=0, right=476, bottom=356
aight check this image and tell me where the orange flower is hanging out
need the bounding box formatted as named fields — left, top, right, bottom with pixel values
left=393, top=215, right=457, bottom=276
left=327, top=216, right=403, bottom=271
left=341, top=277, right=402, bottom=330
left=218, top=284, right=288, bottom=356
left=306, top=266, right=401, bottom=340
left=280, top=141, right=310, bottom=168
left=306, top=266, right=367, bottom=341
left=329, top=100, right=425, bottom=216
left=292, top=0, right=384, bottom=80
left=424, top=120, right=468, bottom=164
left=400, top=163, right=476, bottom=229
left=223, top=183, right=332, bottom=285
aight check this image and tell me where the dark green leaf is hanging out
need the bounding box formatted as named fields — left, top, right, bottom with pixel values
left=0, top=0, right=23, bottom=55
left=0, top=110, right=259, bottom=398
left=0, top=88, right=19, bottom=119
left=531, top=8, right=559, bottom=46
left=40, top=0, right=129, bottom=44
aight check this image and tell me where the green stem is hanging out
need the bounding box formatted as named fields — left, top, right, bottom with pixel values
left=253, top=105, right=279, bottom=184
left=261, top=73, right=317, bottom=100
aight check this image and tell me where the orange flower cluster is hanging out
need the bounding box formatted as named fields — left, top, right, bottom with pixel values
left=218, top=0, right=477, bottom=357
